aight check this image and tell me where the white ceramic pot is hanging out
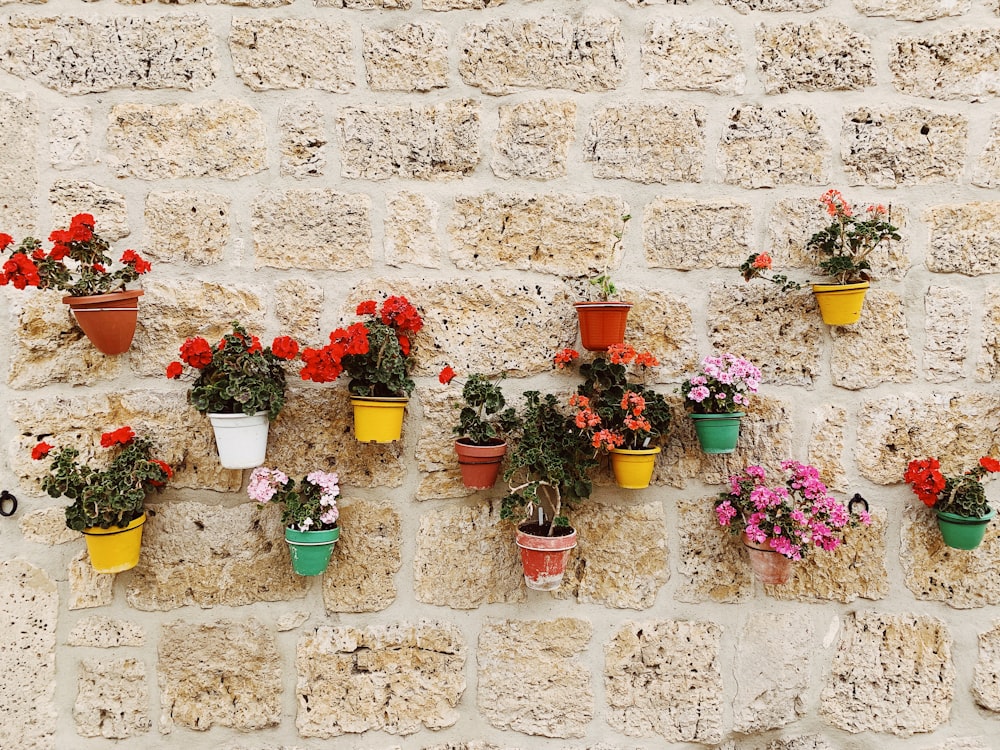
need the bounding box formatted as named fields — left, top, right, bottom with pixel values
left=207, top=411, right=269, bottom=469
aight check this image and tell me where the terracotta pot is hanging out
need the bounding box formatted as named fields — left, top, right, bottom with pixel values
left=454, top=439, right=507, bottom=490
left=742, top=532, right=793, bottom=585
left=573, top=301, right=632, bottom=351
left=515, top=522, right=577, bottom=591
left=63, top=289, right=143, bottom=355
left=811, top=282, right=869, bottom=325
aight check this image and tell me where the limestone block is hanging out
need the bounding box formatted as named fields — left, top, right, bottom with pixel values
left=605, top=620, right=723, bottom=743
left=619, top=289, right=698, bottom=380
left=230, top=19, right=353, bottom=92
left=75, top=658, right=149, bottom=738
left=449, top=192, right=629, bottom=276
left=0, top=15, right=216, bottom=93
left=415, top=503, right=524, bottom=608
left=0, top=560, right=57, bottom=750
left=477, top=619, right=593, bottom=737
left=762, top=737, right=836, bottom=750
left=973, top=116, right=1000, bottom=187
left=67, top=617, right=145, bottom=648
left=641, top=18, right=745, bottom=94
left=107, top=100, right=266, bottom=179
left=676, top=498, right=753, bottom=603
left=425, top=0, right=504, bottom=6
left=829, top=290, right=915, bottom=390
left=0, top=92, right=36, bottom=234
left=927, top=203, right=1000, bottom=275
left=718, top=0, right=827, bottom=11
left=819, top=611, right=954, bottom=735
left=415, top=388, right=477, bottom=499
left=644, top=198, right=752, bottom=270
left=492, top=99, right=576, bottom=180
left=926, top=285, right=969, bottom=383
left=126, top=501, right=309, bottom=611
left=385, top=192, right=441, bottom=268
left=68, top=550, right=114, bottom=610
left=277, top=612, right=310, bottom=632
left=719, top=106, right=831, bottom=188
left=854, top=0, right=969, bottom=19
left=842, top=107, right=967, bottom=186
left=757, top=21, right=874, bottom=93
left=252, top=189, right=372, bottom=270
left=336, top=100, right=480, bottom=180
left=977, top=288, right=1000, bottom=381
left=143, top=191, right=230, bottom=265
left=584, top=103, right=705, bottom=184
left=733, top=613, right=813, bottom=733
left=49, top=180, right=129, bottom=241
left=316, top=0, right=410, bottom=6
left=296, top=622, right=466, bottom=736
left=364, top=22, right=448, bottom=92
left=279, top=101, right=327, bottom=179
left=974, top=621, right=1000, bottom=711
left=808, top=405, right=847, bottom=492
left=892, top=29, right=1000, bottom=101
left=274, top=280, right=323, bottom=343
left=323, top=501, right=402, bottom=613
left=50, top=107, right=91, bottom=169
left=459, top=17, right=624, bottom=95
left=19, top=506, right=80, bottom=545
left=159, top=618, right=281, bottom=733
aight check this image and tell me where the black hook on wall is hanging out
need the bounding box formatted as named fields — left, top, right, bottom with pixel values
left=0, top=490, right=18, bottom=517
left=848, top=493, right=869, bottom=516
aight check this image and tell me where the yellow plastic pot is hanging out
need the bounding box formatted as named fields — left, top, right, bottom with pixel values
left=351, top=397, right=408, bottom=443
left=81, top=514, right=146, bottom=574
left=609, top=447, right=660, bottom=489
left=811, top=282, right=869, bottom=325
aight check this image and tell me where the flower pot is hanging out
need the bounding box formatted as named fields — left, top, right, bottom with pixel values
left=936, top=508, right=995, bottom=550
left=63, top=289, right=144, bottom=355
left=81, top=514, right=146, bottom=574
left=515, top=522, right=577, bottom=591
left=811, top=282, right=869, bottom=326
left=742, top=532, right=793, bottom=585
left=351, top=397, right=407, bottom=443
left=285, top=526, right=340, bottom=576
left=207, top=411, right=269, bottom=469
left=609, top=447, right=660, bottom=489
left=574, top=301, right=632, bottom=351
left=689, top=412, right=744, bottom=454
left=454, top=439, right=507, bottom=490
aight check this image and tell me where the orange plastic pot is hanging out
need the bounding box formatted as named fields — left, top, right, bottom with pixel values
left=515, top=523, right=576, bottom=591
left=742, top=532, right=793, bottom=585
left=454, top=439, right=507, bottom=490
left=574, top=301, right=632, bottom=351
left=63, top=289, right=143, bottom=355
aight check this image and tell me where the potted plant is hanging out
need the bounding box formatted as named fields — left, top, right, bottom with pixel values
left=904, top=456, right=999, bottom=550
left=438, top=366, right=522, bottom=490
left=573, top=214, right=632, bottom=351
left=247, top=467, right=341, bottom=576
left=32, top=426, right=172, bottom=573
left=679, top=352, right=761, bottom=454
left=166, top=322, right=301, bottom=469
left=0, top=213, right=153, bottom=354
left=299, top=295, right=423, bottom=443
left=716, top=461, right=871, bottom=584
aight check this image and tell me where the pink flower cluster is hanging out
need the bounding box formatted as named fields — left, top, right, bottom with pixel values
left=247, top=467, right=288, bottom=503
left=247, top=467, right=340, bottom=532
left=306, top=470, right=341, bottom=527
left=681, top=353, right=762, bottom=415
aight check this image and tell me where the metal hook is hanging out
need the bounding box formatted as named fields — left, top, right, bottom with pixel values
left=848, top=493, right=869, bottom=516
left=0, top=491, right=17, bottom=517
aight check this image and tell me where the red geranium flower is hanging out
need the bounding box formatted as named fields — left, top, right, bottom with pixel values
left=100, top=426, right=136, bottom=448
left=0, top=233, right=12, bottom=251
left=553, top=348, right=579, bottom=368
left=179, top=337, right=213, bottom=368
left=980, top=456, right=1000, bottom=473
left=439, top=366, right=456, bottom=384
left=356, top=300, right=377, bottom=316
left=166, top=361, right=183, bottom=379
left=31, top=442, right=53, bottom=460
left=120, top=249, right=151, bottom=275
left=271, top=336, right=299, bottom=361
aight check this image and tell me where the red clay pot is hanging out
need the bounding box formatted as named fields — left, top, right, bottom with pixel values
left=454, top=439, right=507, bottom=490
left=63, top=289, right=143, bottom=355
left=742, top=532, right=793, bottom=585
left=515, top=523, right=577, bottom=591
left=573, top=301, right=632, bottom=351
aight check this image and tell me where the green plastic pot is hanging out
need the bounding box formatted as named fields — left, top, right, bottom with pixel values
left=936, top=508, right=994, bottom=550
left=689, top=412, right=744, bottom=454
left=284, top=526, right=340, bottom=576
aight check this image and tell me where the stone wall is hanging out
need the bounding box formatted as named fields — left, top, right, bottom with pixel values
left=1, top=0, right=999, bottom=748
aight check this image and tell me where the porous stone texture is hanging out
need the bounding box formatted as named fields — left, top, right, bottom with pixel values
left=415, top=388, right=480, bottom=500
left=107, top=100, right=266, bottom=179
left=808, top=405, right=848, bottom=492
left=277, top=612, right=310, bottom=632
left=974, top=621, right=1000, bottom=711
left=618, top=289, right=698, bottom=379
left=892, top=29, right=1000, bottom=101
left=159, top=618, right=281, bottom=733
left=643, top=198, right=752, bottom=269
left=68, top=550, right=114, bottom=611
left=323, top=500, right=402, bottom=613
left=279, top=101, right=327, bottom=179
left=843, top=106, right=967, bottom=186
left=491, top=99, right=577, bottom=180
left=336, top=100, right=480, bottom=180
left=973, top=116, right=1000, bottom=187
left=230, top=19, right=353, bottom=92
left=251, top=189, right=372, bottom=270
left=605, top=620, right=723, bottom=743
left=274, top=279, right=323, bottom=341
left=977, top=289, right=1000, bottom=381
left=0, top=15, right=217, bottom=94
left=459, top=17, right=625, bottom=96
left=385, top=192, right=441, bottom=268
left=143, top=191, right=230, bottom=265
left=477, top=619, right=593, bottom=737
left=49, top=180, right=129, bottom=241
left=757, top=21, right=874, bottom=94
left=0, top=91, right=37, bottom=234
left=926, top=285, right=970, bottom=383
left=425, top=0, right=503, bottom=6
left=641, top=18, right=745, bottom=94
left=363, top=22, right=448, bottom=92
left=854, top=0, right=969, bottom=19
left=19, top=506, right=80, bottom=546
left=584, top=103, right=705, bottom=183
left=820, top=611, right=954, bottom=735
left=295, top=623, right=466, bottom=737
left=67, top=617, right=146, bottom=648
left=927, top=203, right=1000, bottom=275
left=828, top=290, right=916, bottom=390
left=676, top=498, right=752, bottom=603
left=316, top=0, right=410, bottom=6
left=719, top=106, right=831, bottom=188
left=0, top=560, right=57, bottom=750
left=49, top=107, right=91, bottom=169
left=74, top=658, right=150, bottom=738
left=719, top=0, right=827, bottom=11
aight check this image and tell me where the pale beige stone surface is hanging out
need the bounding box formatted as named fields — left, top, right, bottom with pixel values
left=973, top=116, right=1000, bottom=187
left=323, top=500, right=402, bottom=613
left=414, top=388, right=476, bottom=500
left=620, top=289, right=699, bottom=380
left=676, top=498, right=753, bottom=603
left=143, top=191, right=230, bottom=265
left=492, top=99, right=577, bottom=180
left=68, top=550, right=114, bottom=611
left=926, top=285, right=969, bottom=383
left=757, top=21, right=874, bottom=93
left=316, top=0, right=410, bottom=6
left=296, top=623, right=466, bottom=737
left=477, top=619, right=593, bottom=737
left=363, top=22, right=448, bottom=92
left=854, top=0, right=969, bottom=19
left=978, top=288, right=1000, bottom=381
left=719, top=106, right=831, bottom=187
left=276, top=612, right=310, bottom=632
left=67, top=616, right=146, bottom=648
left=641, top=18, right=745, bottom=94
left=159, top=618, right=281, bottom=733
left=922, top=739, right=993, bottom=750
left=808, top=405, right=848, bottom=492
left=644, top=198, right=752, bottom=270
left=0, top=91, right=37, bottom=234
left=49, top=107, right=91, bottom=169
left=718, top=0, right=827, bottom=11
left=74, top=658, right=150, bottom=738
left=829, top=290, right=915, bottom=390
left=459, top=17, right=624, bottom=95
left=425, top=0, right=503, bottom=6
left=605, top=620, right=723, bottom=743
left=928, top=203, right=1000, bottom=275
left=892, top=29, right=1000, bottom=101
left=279, top=101, right=327, bottom=179
left=49, top=180, right=129, bottom=241
left=274, top=280, right=323, bottom=342
left=19, top=506, right=80, bottom=545
left=385, top=192, right=441, bottom=268
left=974, top=621, right=1000, bottom=711
left=230, top=19, right=353, bottom=92
left=820, top=611, right=954, bottom=735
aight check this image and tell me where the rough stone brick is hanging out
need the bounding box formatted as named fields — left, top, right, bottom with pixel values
left=67, top=617, right=145, bottom=648
left=676, top=498, right=752, bottom=603
left=74, top=658, right=150, bottom=738
left=842, top=107, right=967, bottom=186
left=49, top=180, right=129, bottom=241
left=274, top=279, right=323, bottom=342
left=414, top=388, right=479, bottom=500
left=0, top=15, right=216, bottom=94
left=808, top=405, right=848, bottom=492
left=926, top=285, right=969, bottom=383
left=0, top=560, right=57, bottom=750
left=927, top=203, right=1000, bottom=275
left=641, top=18, right=745, bottom=94
left=757, top=21, right=874, bottom=93
left=719, top=0, right=827, bottom=10
left=618, top=288, right=698, bottom=380
left=323, top=501, right=402, bottom=613
left=492, top=99, right=576, bottom=180
left=385, top=192, right=441, bottom=269
left=763, top=737, right=837, bottom=750
left=50, top=107, right=91, bottom=169
left=973, top=116, right=1000, bottom=187
left=854, top=0, right=969, bottom=19
left=891, top=29, right=1000, bottom=101
left=316, top=0, right=410, bottom=6
left=977, top=288, right=1000, bottom=381
left=336, top=100, right=480, bottom=180
left=584, top=103, right=705, bottom=183
left=719, top=106, right=831, bottom=188
left=143, top=191, right=230, bottom=265
left=252, top=189, right=372, bottom=270
left=425, top=0, right=503, bottom=6
left=605, top=620, right=723, bottom=743
left=279, top=101, right=327, bottom=179
left=230, top=19, right=353, bottom=92
left=974, top=622, right=1000, bottom=711
left=68, top=550, right=114, bottom=610
left=644, top=198, right=752, bottom=270
left=477, top=619, right=593, bottom=737
left=820, top=611, right=954, bottom=735
left=459, top=17, right=624, bottom=95
left=0, top=91, right=37, bottom=235
left=296, top=623, right=466, bottom=737
left=363, top=22, right=448, bottom=92
left=829, top=290, right=915, bottom=389
left=159, top=618, right=281, bottom=733
left=19, top=506, right=80, bottom=545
